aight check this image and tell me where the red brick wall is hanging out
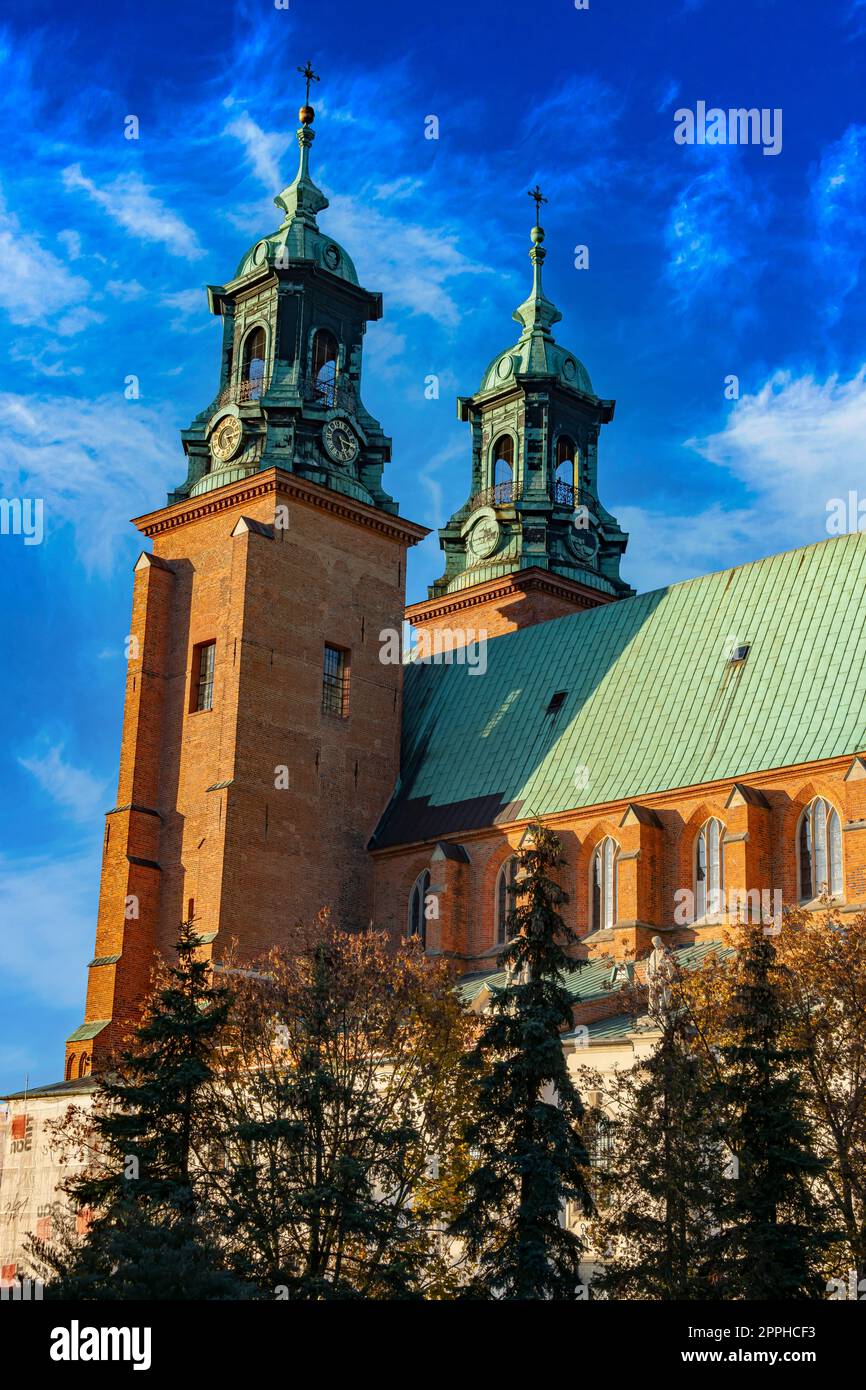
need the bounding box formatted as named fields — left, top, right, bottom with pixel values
left=72, top=472, right=422, bottom=1072
left=406, top=567, right=616, bottom=653
left=371, top=755, right=866, bottom=973
left=410, top=586, right=596, bottom=653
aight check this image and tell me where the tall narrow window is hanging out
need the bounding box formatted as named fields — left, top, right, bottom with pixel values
left=695, top=818, right=724, bottom=919
left=241, top=326, right=266, bottom=400
left=312, top=328, right=339, bottom=407
left=194, top=641, right=216, bottom=712
left=798, top=798, right=842, bottom=900
left=322, top=643, right=349, bottom=717
left=492, top=435, right=514, bottom=502
left=555, top=435, right=576, bottom=500
left=495, top=855, right=519, bottom=944
left=591, top=837, right=618, bottom=931
left=588, top=1112, right=614, bottom=1172
left=408, top=870, right=431, bottom=946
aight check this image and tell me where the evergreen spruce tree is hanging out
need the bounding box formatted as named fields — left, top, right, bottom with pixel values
left=710, top=926, right=827, bottom=1299
left=591, top=1001, right=726, bottom=1299
left=452, top=824, right=593, bottom=1299
left=48, top=922, right=252, bottom=1299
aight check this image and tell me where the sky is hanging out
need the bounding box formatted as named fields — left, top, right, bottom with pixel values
left=1, top=0, right=865, bottom=1091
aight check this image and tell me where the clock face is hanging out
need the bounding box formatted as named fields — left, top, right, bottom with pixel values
left=467, top=513, right=500, bottom=560
left=211, top=415, right=243, bottom=463
left=322, top=418, right=359, bottom=464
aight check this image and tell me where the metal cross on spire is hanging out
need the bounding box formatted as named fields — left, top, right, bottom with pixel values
left=528, top=184, right=548, bottom=227
left=297, top=59, right=320, bottom=106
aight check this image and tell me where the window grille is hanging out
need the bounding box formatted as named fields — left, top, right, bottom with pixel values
left=195, top=642, right=216, bottom=712
left=322, top=643, right=349, bottom=717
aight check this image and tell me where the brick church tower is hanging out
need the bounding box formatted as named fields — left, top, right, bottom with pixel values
left=407, top=193, right=633, bottom=652
left=66, top=74, right=426, bottom=1077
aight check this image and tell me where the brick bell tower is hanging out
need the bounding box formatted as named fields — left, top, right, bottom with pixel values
left=66, top=67, right=427, bottom=1078
left=406, top=188, right=632, bottom=653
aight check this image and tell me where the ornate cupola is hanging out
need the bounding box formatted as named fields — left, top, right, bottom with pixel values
left=407, top=188, right=633, bottom=648
left=169, top=62, right=397, bottom=514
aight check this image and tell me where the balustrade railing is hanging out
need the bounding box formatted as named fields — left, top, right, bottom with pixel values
left=300, top=370, right=358, bottom=414
left=466, top=480, right=522, bottom=511
left=209, top=373, right=270, bottom=412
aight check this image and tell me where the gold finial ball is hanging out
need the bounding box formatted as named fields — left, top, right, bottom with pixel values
left=299, top=104, right=315, bottom=126
left=531, top=224, right=545, bottom=245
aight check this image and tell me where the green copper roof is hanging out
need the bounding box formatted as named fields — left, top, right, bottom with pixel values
left=3, top=1076, right=99, bottom=1101
left=65, top=1019, right=111, bottom=1044
left=233, top=120, right=359, bottom=286
left=564, top=1013, right=643, bottom=1044
left=458, top=938, right=724, bottom=1008
left=477, top=220, right=592, bottom=396
left=374, top=533, right=866, bottom=847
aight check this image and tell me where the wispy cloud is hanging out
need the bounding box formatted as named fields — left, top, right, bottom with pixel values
left=161, top=286, right=208, bottom=330
left=0, top=847, right=97, bottom=1008
left=328, top=193, right=492, bottom=325
left=0, top=191, right=91, bottom=328
left=847, top=0, right=866, bottom=39
left=106, top=277, right=146, bottom=301
left=620, top=365, right=866, bottom=589
left=58, top=227, right=82, bottom=260
left=62, top=163, right=205, bottom=259
left=655, top=77, right=681, bottom=114
left=417, top=436, right=465, bottom=528
left=224, top=110, right=289, bottom=191
left=0, top=391, right=181, bottom=571
left=525, top=74, right=625, bottom=140
left=811, top=123, right=866, bottom=322
left=690, top=366, right=866, bottom=509
left=664, top=157, right=765, bottom=309
left=18, top=742, right=107, bottom=823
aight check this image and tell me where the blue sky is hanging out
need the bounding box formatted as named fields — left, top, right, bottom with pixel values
left=1, top=0, right=865, bottom=1091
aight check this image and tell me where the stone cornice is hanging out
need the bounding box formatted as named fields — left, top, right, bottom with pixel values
left=370, top=752, right=859, bottom=858
left=405, top=566, right=616, bottom=624
left=132, top=467, right=429, bottom=546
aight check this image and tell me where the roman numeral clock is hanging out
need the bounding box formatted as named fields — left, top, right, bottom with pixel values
left=322, top=417, right=360, bottom=465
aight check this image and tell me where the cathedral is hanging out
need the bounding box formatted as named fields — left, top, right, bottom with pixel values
left=3, top=74, right=866, bottom=1282
left=51, top=77, right=866, bottom=1070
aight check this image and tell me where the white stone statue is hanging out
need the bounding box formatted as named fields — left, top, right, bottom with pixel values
left=645, top=935, right=675, bottom=1019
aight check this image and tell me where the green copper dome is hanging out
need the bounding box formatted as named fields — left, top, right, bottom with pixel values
left=234, top=224, right=359, bottom=285
left=233, top=121, right=359, bottom=286
left=477, top=224, right=593, bottom=397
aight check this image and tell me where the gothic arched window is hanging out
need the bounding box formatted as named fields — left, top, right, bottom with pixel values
left=408, top=869, right=430, bottom=946
left=78, top=1054, right=90, bottom=1078
left=555, top=435, right=576, bottom=497
left=695, top=818, right=724, bottom=919
left=66, top=1054, right=75, bottom=1081
left=798, top=797, right=843, bottom=900
left=495, top=855, right=519, bottom=944
left=492, top=435, right=514, bottom=501
left=241, top=326, right=266, bottom=400
left=312, top=328, right=339, bottom=407
left=591, top=837, right=618, bottom=931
